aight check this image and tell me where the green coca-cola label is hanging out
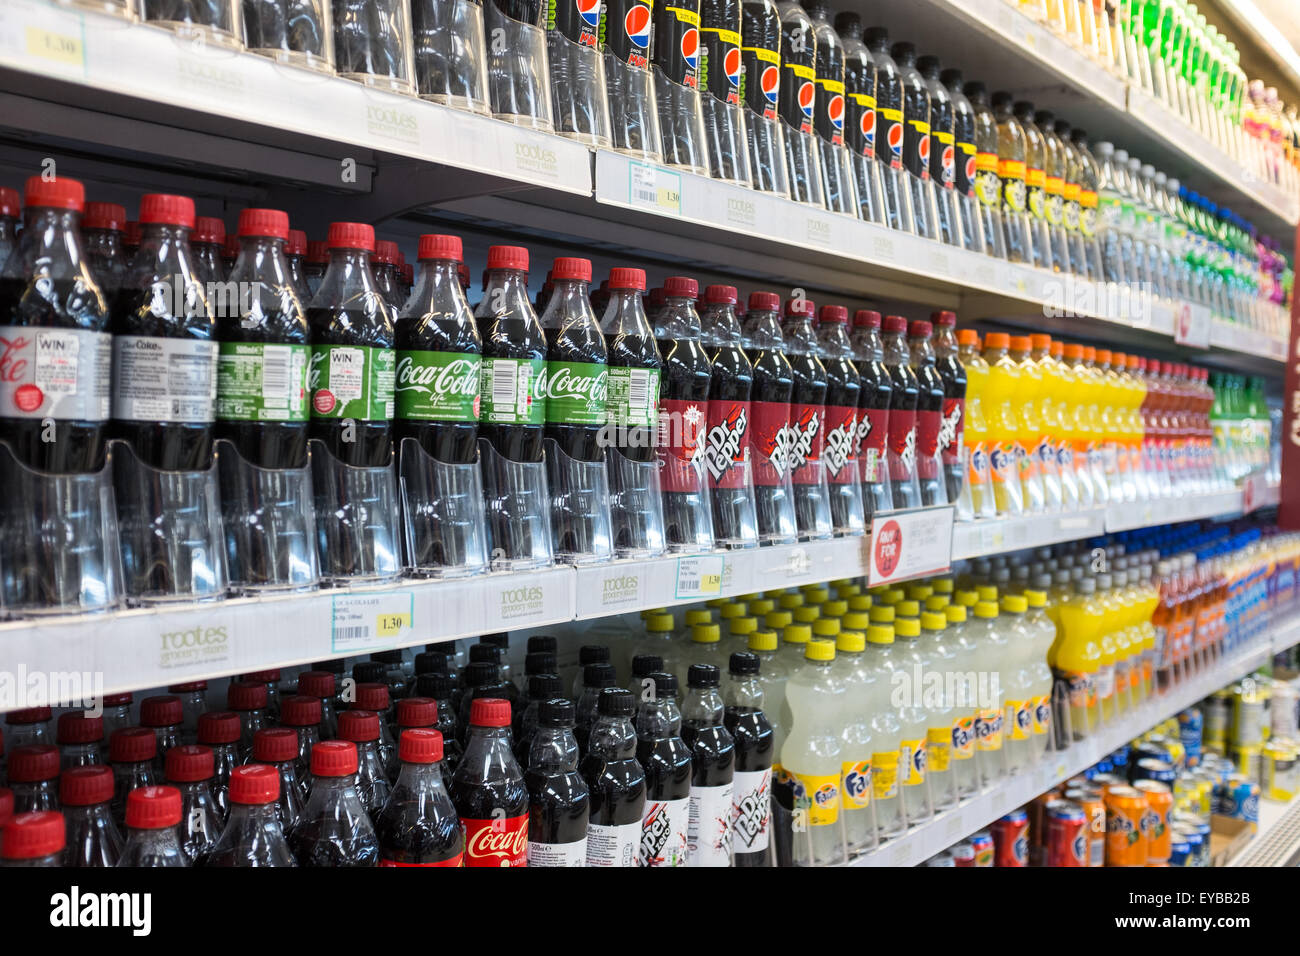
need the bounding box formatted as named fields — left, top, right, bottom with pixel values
left=309, top=344, right=395, bottom=420
left=395, top=350, right=481, bottom=422
left=216, top=342, right=310, bottom=422
left=480, top=356, right=545, bottom=426
left=539, top=361, right=607, bottom=426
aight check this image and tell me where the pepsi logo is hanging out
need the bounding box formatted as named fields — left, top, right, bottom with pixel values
left=942, top=144, right=954, bottom=172
left=827, top=93, right=844, bottom=130
left=624, top=3, right=651, bottom=48
left=680, top=27, right=699, bottom=70
left=724, top=46, right=742, bottom=88
left=918, top=134, right=930, bottom=164
left=797, top=80, right=815, bottom=118
left=576, top=0, right=600, bottom=29
left=887, top=121, right=903, bottom=155
left=965, top=154, right=977, bottom=182
left=860, top=108, right=875, bottom=139
left=760, top=65, right=779, bottom=104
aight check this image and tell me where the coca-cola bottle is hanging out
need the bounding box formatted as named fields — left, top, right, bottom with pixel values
left=681, top=664, right=735, bottom=865
left=6, top=706, right=52, bottom=749
left=908, top=318, right=948, bottom=506
left=306, top=221, right=395, bottom=467
left=635, top=672, right=691, bottom=867
left=117, top=786, right=189, bottom=867
left=395, top=234, right=481, bottom=465
left=304, top=241, right=328, bottom=298
left=196, top=711, right=241, bottom=817
left=167, top=680, right=207, bottom=744
left=285, top=230, right=311, bottom=302
left=351, top=682, right=398, bottom=768
left=7, top=745, right=58, bottom=813
left=525, top=699, right=590, bottom=867
left=475, top=245, right=546, bottom=463
left=414, top=673, right=462, bottom=772
left=741, top=291, right=795, bottom=541
left=581, top=688, right=646, bottom=867
left=699, top=285, right=754, bottom=545
left=226, top=681, right=268, bottom=758
left=250, top=727, right=305, bottom=831
left=82, top=201, right=128, bottom=294
left=375, top=729, right=464, bottom=867
left=277, top=695, right=321, bottom=782
left=108, top=729, right=158, bottom=828
left=140, top=695, right=184, bottom=771
left=575, top=662, right=618, bottom=755
left=164, top=745, right=222, bottom=861
left=0, top=176, right=111, bottom=473
left=0, top=811, right=65, bottom=867
left=540, top=257, right=607, bottom=463
left=395, top=696, right=439, bottom=750
left=289, top=741, right=379, bottom=866
left=214, top=208, right=309, bottom=470
left=373, top=241, right=404, bottom=310
left=782, top=297, right=831, bottom=538
left=295, top=671, right=338, bottom=741
left=458, top=663, right=519, bottom=745
left=601, top=268, right=663, bottom=465
left=931, top=310, right=967, bottom=510
left=100, top=695, right=133, bottom=740
left=220, top=234, right=238, bottom=278
left=337, top=710, right=391, bottom=816
left=816, top=304, right=862, bottom=527
left=722, top=651, right=773, bottom=866
left=191, top=217, right=226, bottom=288
left=244, top=668, right=284, bottom=721
left=451, top=698, right=529, bottom=867
left=56, top=713, right=105, bottom=769
left=881, top=315, right=921, bottom=508
left=194, top=764, right=297, bottom=867
left=60, top=765, right=123, bottom=867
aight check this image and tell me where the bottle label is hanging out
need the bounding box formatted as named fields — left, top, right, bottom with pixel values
left=605, top=0, right=653, bottom=70
left=548, top=0, right=599, bottom=48
left=975, top=708, right=1003, bottom=751
left=740, top=44, right=780, bottom=122
left=606, top=365, right=660, bottom=429
left=999, top=159, right=1027, bottom=213
left=951, top=714, right=976, bottom=759
left=870, top=750, right=899, bottom=799
left=1059, top=670, right=1092, bottom=709
left=395, top=351, right=481, bottom=423
left=309, top=344, right=395, bottom=421
left=658, top=396, right=708, bottom=491
left=216, top=342, right=309, bottom=422
left=857, top=406, right=888, bottom=483
left=1026, top=167, right=1047, bottom=220
left=939, top=397, right=964, bottom=465
left=787, top=403, right=823, bottom=485
left=730, top=768, right=771, bottom=853
left=878, top=106, right=904, bottom=169
left=926, top=727, right=951, bottom=772
left=815, top=77, right=845, bottom=146
left=845, top=92, right=876, bottom=158
left=586, top=820, right=642, bottom=867
left=1006, top=699, right=1033, bottom=740
left=750, top=399, right=794, bottom=486
left=975, top=152, right=1000, bottom=207
left=898, top=737, right=926, bottom=785
left=654, top=2, right=701, bottom=89
left=841, top=759, right=871, bottom=810
left=480, top=356, right=545, bottom=426
left=526, top=839, right=587, bottom=867
left=112, top=336, right=217, bottom=423
left=379, top=854, right=463, bottom=867
left=461, top=815, right=528, bottom=866
left=1036, top=435, right=1055, bottom=472
left=700, top=26, right=741, bottom=105
left=821, top=404, right=858, bottom=483
left=1095, top=665, right=1115, bottom=701
left=687, top=781, right=734, bottom=865
left=539, top=360, right=607, bottom=426
left=704, top=399, right=750, bottom=489
left=915, top=408, right=941, bottom=460
left=886, top=407, right=916, bottom=481
left=903, top=118, right=930, bottom=180
left=990, top=441, right=1017, bottom=486
left=1045, top=175, right=1065, bottom=225
left=640, top=796, right=690, bottom=866
left=780, top=60, right=816, bottom=135
left=791, top=771, right=839, bottom=826
left=968, top=442, right=990, bottom=488
left=955, top=141, right=977, bottom=197
left=0, top=326, right=112, bottom=422
left=934, top=130, right=955, bottom=188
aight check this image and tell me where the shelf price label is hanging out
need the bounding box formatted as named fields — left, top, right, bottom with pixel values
left=867, top=505, right=954, bottom=587
left=674, top=555, right=725, bottom=599
left=1174, top=302, right=1211, bottom=348
left=330, top=591, right=415, bottom=653
left=629, top=162, right=682, bottom=216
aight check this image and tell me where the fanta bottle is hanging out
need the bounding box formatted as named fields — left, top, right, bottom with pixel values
left=941, top=604, right=981, bottom=797
left=981, top=333, right=1027, bottom=515
left=1123, top=354, right=1150, bottom=498
left=957, top=330, right=995, bottom=518
left=863, top=624, right=906, bottom=839
left=1022, top=582, right=1057, bottom=758
left=1050, top=340, right=1092, bottom=507
left=1094, top=350, right=1126, bottom=502
left=1011, top=335, right=1060, bottom=510
left=1032, top=335, right=1078, bottom=510
left=1066, top=345, right=1109, bottom=504
left=918, top=610, right=959, bottom=811
left=893, top=616, right=937, bottom=824
left=782, top=641, right=847, bottom=866
left=997, top=594, right=1036, bottom=774
left=970, top=599, right=1009, bottom=786
left=1053, top=576, right=1103, bottom=738
left=832, top=629, right=878, bottom=854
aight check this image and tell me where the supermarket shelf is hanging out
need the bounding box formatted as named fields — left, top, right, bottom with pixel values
left=1104, top=487, right=1249, bottom=532
left=1228, top=792, right=1300, bottom=867
left=952, top=508, right=1109, bottom=560
left=848, top=615, right=1300, bottom=867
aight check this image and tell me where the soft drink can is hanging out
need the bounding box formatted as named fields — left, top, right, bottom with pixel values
left=992, top=809, right=1029, bottom=867
left=1045, top=800, right=1087, bottom=867
left=1104, top=785, right=1148, bottom=867
left=1262, top=742, right=1298, bottom=801
left=1232, top=745, right=1262, bottom=781
left=1232, top=686, right=1264, bottom=748
left=926, top=850, right=955, bottom=867
left=1133, top=780, right=1172, bottom=863
left=1203, top=690, right=1231, bottom=750
left=1064, top=787, right=1106, bottom=867
left=969, top=830, right=995, bottom=867
left=951, top=841, right=976, bottom=867
left=1168, top=833, right=1190, bottom=867
left=1217, top=774, right=1260, bottom=826
left=1177, top=708, right=1203, bottom=767
left=1131, top=757, right=1177, bottom=787
left=1090, top=772, right=1125, bottom=793
left=1172, top=823, right=1201, bottom=867
left=1270, top=683, right=1298, bottom=739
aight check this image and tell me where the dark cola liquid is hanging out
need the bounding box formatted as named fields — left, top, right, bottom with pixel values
left=288, top=800, right=379, bottom=867
left=374, top=770, right=464, bottom=866
left=307, top=306, right=392, bottom=467
left=821, top=343, right=859, bottom=527
left=395, top=304, right=479, bottom=465
left=637, top=734, right=692, bottom=803
left=545, top=323, right=606, bottom=462
left=581, top=740, right=646, bottom=828
left=657, top=334, right=711, bottom=542
left=895, top=49, right=930, bottom=183
left=0, top=277, right=110, bottom=473
left=477, top=302, right=546, bottom=463
left=525, top=767, right=589, bottom=849
left=604, top=331, right=663, bottom=464
left=724, top=703, right=773, bottom=866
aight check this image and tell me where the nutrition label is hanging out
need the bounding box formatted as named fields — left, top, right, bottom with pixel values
left=112, top=336, right=218, bottom=423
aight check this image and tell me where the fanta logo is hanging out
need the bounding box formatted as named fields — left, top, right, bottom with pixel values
left=912, top=747, right=926, bottom=775
left=724, top=46, right=742, bottom=87
left=1073, top=832, right=1087, bottom=863
left=843, top=765, right=869, bottom=801
left=972, top=447, right=989, bottom=471
left=1108, top=809, right=1134, bottom=834
left=1038, top=442, right=1055, bottom=464
left=951, top=723, right=972, bottom=751
left=827, top=94, right=844, bottom=131
left=1013, top=834, right=1028, bottom=863
left=760, top=65, right=779, bottom=104
left=576, top=0, right=600, bottom=28
left=797, top=80, right=815, bottom=118
left=1016, top=707, right=1032, bottom=732
left=813, top=782, right=838, bottom=808
left=887, top=122, right=903, bottom=156
left=625, top=4, right=651, bottom=48
left=1140, top=810, right=1157, bottom=835
left=990, top=447, right=1012, bottom=473
left=1034, top=701, right=1051, bottom=725
left=680, top=28, right=699, bottom=70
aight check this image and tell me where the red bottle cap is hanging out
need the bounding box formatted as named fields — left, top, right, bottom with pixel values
left=279, top=695, right=322, bottom=727
left=109, top=728, right=157, bottom=764
left=252, top=727, right=298, bottom=763
left=396, top=697, right=438, bottom=728
left=325, top=221, right=374, bottom=251
left=853, top=309, right=882, bottom=328
left=102, top=693, right=133, bottom=708
left=83, top=202, right=127, bottom=231
left=229, top=765, right=280, bottom=805
left=196, top=711, right=241, bottom=745
left=487, top=245, right=529, bottom=271
left=193, top=217, right=225, bottom=245
left=703, top=284, right=737, bottom=305
left=352, top=682, right=389, bottom=712
left=418, top=233, right=463, bottom=262
left=399, top=728, right=444, bottom=764
left=373, top=240, right=400, bottom=264
left=0, top=187, right=19, bottom=218
left=608, top=267, right=646, bottom=291
left=56, top=713, right=103, bottom=745
left=7, top=745, right=59, bottom=783
left=227, top=681, right=268, bottom=711
left=784, top=297, right=815, bottom=318
left=311, top=740, right=359, bottom=777
left=59, top=765, right=114, bottom=807
left=24, top=175, right=84, bottom=212
left=664, top=275, right=698, bottom=298
left=931, top=310, right=957, bottom=327
left=126, top=786, right=182, bottom=829
left=286, top=229, right=307, bottom=256
left=1133, top=355, right=1146, bottom=371
left=983, top=332, right=1010, bottom=349
left=296, top=670, right=336, bottom=698
left=243, top=669, right=281, bottom=682
left=6, top=706, right=51, bottom=725
left=469, top=697, right=512, bottom=728
left=167, top=681, right=208, bottom=693
left=307, top=239, right=329, bottom=264
left=140, top=695, right=183, bottom=728
left=551, top=256, right=592, bottom=281
left=747, top=291, right=780, bottom=312
left=1, top=811, right=66, bottom=859
left=164, top=745, right=214, bottom=783
left=908, top=319, right=933, bottom=338
left=882, top=315, right=908, bottom=333
left=236, top=208, right=290, bottom=240
left=337, top=710, right=380, bottom=743
left=818, top=304, right=848, bottom=324
left=138, top=194, right=196, bottom=229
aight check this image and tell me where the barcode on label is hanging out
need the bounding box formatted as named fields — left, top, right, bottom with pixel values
left=631, top=164, right=658, bottom=205
left=261, top=345, right=289, bottom=401
left=334, top=626, right=370, bottom=641
left=627, top=369, right=650, bottom=412
left=491, top=361, right=517, bottom=407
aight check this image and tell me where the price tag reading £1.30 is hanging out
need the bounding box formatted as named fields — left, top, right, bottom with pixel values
left=674, top=555, right=725, bottom=600
left=331, top=591, right=414, bottom=653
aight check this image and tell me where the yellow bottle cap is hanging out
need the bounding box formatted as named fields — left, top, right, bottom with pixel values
left=925, top=595, right=951, bottom=612
left=646, top=613, right=675, bottom=632
left=956, top=590, right=979, bottom=608
left=945, top=605, right=968, bottom=624
left=836, top=584, right=863, bottom=598
left=921, top=611, right=947, bottom=631
left=812, top=619, right=840, bottom=638
left=847, top=595, right=872, bottom=612
left=977, top=585, right=998, bottom=602
left=882, top=588, right=905, bottom=604
left=805, top=640, right=835, bottom=662
left=1000, top=595, right=1028, bottom=614
left=842, top=612, right=871, bottom=632
left=1025, top=589, right=1047, bottom=608
left=778, top=593, right=804, bottom=609
left=801, top=586, right=830, bottom=604
left=748, top=598, right=776, bottom=616
left=867, top=585, right=889, bottom=597
left=974, top=601, right=1000, bottom=619
left=729, top=616, right=758, bottom=637
left=933, top=578, right=955, bottom=595
left=793, top=607, right=820, bottom=624
left=906, top=583, right=934, bottom=601
left=640, top=607, right=667, bottom=619
left=783, top=624, right=812, bottom=645
left=706, top=598, right=728, bottom=609
left=896, top=600, right=920, bottom=618
left=837, top=631, right=866, bottom=653
left=691, top=623, right=721, bottom=643
left=822, top=600, right=848, bottom=617
left=719, top=603, right=747, bottom=619
left=748, top=630, right=778, bottom=652
left=895, top=617, right=921, bottom=637
left=686, top=609, right=713, bottom=626
left=869, top=606, right=896, bottom=623
left=764, top=610, right=793, bottom=630
left=867, top=624, right=895, bottom=645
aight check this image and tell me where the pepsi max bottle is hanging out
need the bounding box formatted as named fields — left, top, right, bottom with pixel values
left=776, top=1, right=823, bottom=206
left=699, top=285, right=755, bottom=547
left=891, top=42, right=936, bottom=241
left=804, top=0, right=854, bottom=214
left=603, top=0, right=660, bottom=160
left=653, top=0, right=710, bottom=175
left=835, top=11, right=885, bottom=224
left=863, top=28, right=908, bottom=230
left=700, top=0, right=748, bottom=184
left=739, top=0, right=786, bottom=195
left=918, top=55, right=958, bottom=246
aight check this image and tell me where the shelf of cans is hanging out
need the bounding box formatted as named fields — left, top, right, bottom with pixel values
left=0, top=0, right=1292, bottom=364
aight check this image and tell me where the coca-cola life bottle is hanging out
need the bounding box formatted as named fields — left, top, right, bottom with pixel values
left=289, top=741, right=379, bottom=867
left=375, top=729, right=464, bottom=866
